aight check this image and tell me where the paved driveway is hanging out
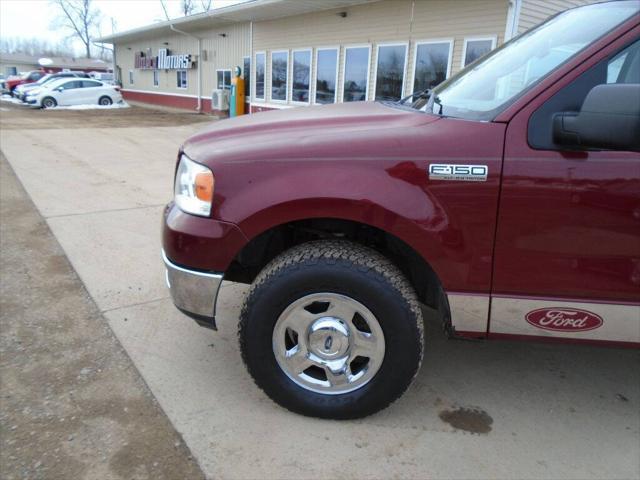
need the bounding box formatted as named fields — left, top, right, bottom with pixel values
left=1, top=103, right=638, bottom=479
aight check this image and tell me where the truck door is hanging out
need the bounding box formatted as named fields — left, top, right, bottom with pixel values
left=491, top=34, right=640, bottom=344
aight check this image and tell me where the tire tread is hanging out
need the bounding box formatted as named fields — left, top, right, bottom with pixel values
left=238, top=240, right=424, bottom=418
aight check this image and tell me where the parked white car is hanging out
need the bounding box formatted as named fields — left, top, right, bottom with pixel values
left=25, top=78, right=123, bottom=108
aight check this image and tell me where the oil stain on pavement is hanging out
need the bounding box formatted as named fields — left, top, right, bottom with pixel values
left=439, top=407, right=494, bottom=434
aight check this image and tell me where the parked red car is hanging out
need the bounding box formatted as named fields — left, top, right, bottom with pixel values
left=5, top=70, right=45, bottom=94
left=162, top=1, right=640, bottom=419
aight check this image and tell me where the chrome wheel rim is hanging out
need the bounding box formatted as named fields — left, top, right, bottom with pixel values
left=99, top=97, right=111, bottom=105
left=43, top=99, right=55, bottom=108
left=273, top=293, right=385, bottom=395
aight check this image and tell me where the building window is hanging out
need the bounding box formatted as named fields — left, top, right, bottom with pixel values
left=462, top=37, right=497, bottom=68
left=255, top=52, right=265, bottom=100
left=271, top=50, right=288, bottom=102
left=153, top=70, right=159, bottom=87
left=413, top=40, right=453, bottom=92
left=177, top=70, right=187, bottom=89
left=292, top=49, right=311, bottom=103
left=217, top=69, right=231, bottom=90
left=6, top=67, right=17, bottom=76
left=374, top=43, right=408, bottom=101
left=129, top=70, right=134, bottom=85
left=342, top=46, right=370, bottom=102
left=243, top=56, right=251, bottom=98
left=314, top=48, right=338, bottom=104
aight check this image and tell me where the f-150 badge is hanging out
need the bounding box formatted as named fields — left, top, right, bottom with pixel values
left=429, top=164, right=488, bottom=182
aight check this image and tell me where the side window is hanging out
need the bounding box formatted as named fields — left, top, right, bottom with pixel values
left=81, top=80, right=100, bottom=88
left=606, top=41, right=640, bottom=84
left=60, top=81, right=82, bottom=90
left=528, top=39, right=640, bottom=150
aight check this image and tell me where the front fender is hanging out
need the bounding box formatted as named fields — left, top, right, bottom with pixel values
left=214, top=161, right=468, bottom=290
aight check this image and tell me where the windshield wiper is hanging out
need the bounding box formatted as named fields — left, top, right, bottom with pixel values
left=396, top=88, right=432, bottom=108
left=432, top=95, right=444, bottom=115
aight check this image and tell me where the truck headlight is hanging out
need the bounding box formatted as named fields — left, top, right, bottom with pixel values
left=174, top=154, right=214, bottom=217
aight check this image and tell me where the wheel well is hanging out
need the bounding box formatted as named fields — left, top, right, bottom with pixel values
left=225, top=218, right=446, bottom=310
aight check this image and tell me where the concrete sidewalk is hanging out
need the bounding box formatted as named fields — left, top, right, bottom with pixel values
left=0, top=155, right=205, bottom=480
left=1, top=104, right=638, bottom=479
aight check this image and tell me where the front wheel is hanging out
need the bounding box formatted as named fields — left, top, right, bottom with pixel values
left=41, top=97, right=57, bottom=109
left=239, top=240, right=424, bottom=419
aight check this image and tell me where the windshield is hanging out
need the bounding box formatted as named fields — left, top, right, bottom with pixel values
left=35, top=74, right=52, bottom=85
left=426, top=1, right=639, bottom=121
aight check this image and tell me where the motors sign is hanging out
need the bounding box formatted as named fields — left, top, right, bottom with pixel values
left=135, top=48, right=193, bottom=70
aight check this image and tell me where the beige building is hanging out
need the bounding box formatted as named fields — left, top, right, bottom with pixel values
left=98, top=0, right=594, bottom=113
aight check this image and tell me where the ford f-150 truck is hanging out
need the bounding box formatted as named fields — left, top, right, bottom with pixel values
left=162, top=1, right=640, bottom=419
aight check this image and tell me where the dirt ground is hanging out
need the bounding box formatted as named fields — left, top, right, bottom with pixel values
left=0, top=100, right=212, bottom=129
left=0, top=151, right=205, bottom=478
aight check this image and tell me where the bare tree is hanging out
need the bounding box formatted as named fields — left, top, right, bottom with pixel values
left=51, top=0, right=102, bottom=58
left=181, top=0, right=196, bottom=16
left=159, top=0, right=171, bottom=21
left=0, top=36, right=76, bottom=57
left=160, top=0, right=212, bottom=19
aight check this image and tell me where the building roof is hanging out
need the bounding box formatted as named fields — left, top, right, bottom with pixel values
left=0, top=52, right=110, bottom=70
left=97, top=0, right=378, bottom=43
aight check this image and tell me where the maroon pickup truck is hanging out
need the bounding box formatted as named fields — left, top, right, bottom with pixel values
left=162, top=1, right=640, bottom=419
left=5, top=70, right=45, bottom=94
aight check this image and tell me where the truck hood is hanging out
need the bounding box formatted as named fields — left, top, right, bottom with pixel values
left=182, top=101, right=440, bottom=164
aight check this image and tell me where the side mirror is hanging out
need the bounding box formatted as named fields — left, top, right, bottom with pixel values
left=56, top=87, right=64, bottom=92
left=553, top=83, right=640, bottom=152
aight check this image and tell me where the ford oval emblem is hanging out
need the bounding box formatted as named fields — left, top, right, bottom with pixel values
left=525, top=308, right=603, bottom=332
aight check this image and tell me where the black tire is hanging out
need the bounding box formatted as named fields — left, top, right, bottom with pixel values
left=98, top=96, right=113, bottom=106
left=239, top=240, right=424, bottom=419
left=41, top=97, right=57, bottom=109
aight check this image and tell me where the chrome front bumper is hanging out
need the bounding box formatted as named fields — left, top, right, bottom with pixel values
left=162, top=250, right=223, bottom=330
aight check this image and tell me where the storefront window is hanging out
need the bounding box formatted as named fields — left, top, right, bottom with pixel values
left=315, top=48, right=338, bottom=104
left=243, top=56, right=251, bottom=98
left=462, top=37, right=496, bottom=67
left=342, top=46, right=370, bottom=102
left=271, top=50, right=288, bottom=101
left=413, top=41, right=452, bottom=92
left=217, top=69, right=231, bottom=90
left=153, top=70, right=159, bottom=87
left=292, top=49, right=311, bottom=103
left=255, top=52, right=265, bottom=100
left=374, top=43, right=407, bottom=101
left=177, top=70, right=187, bottom=89
left=129, top=70, right=134, bottom=85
